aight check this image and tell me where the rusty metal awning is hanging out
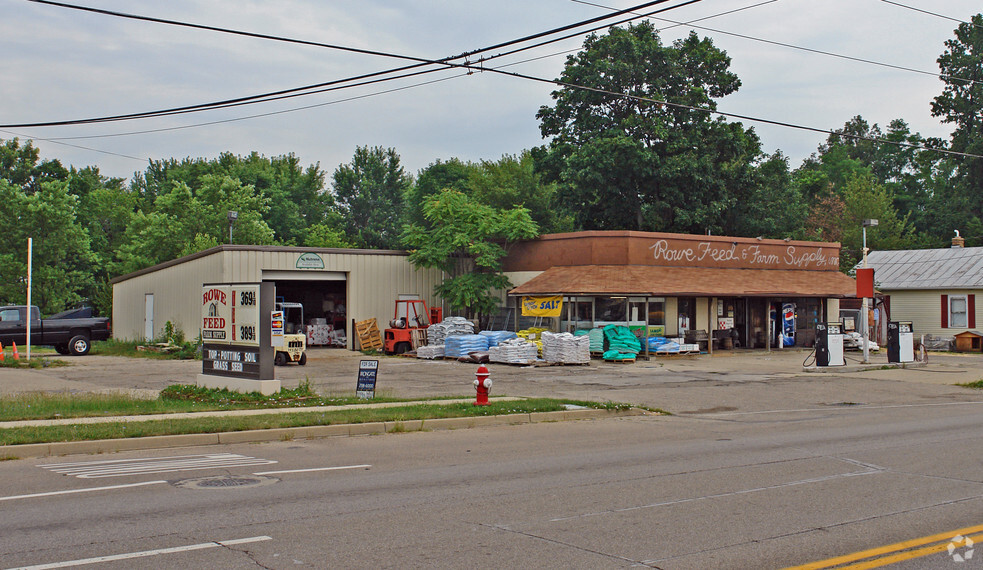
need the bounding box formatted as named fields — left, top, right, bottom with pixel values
left=509, top=265, right=856, bottom=298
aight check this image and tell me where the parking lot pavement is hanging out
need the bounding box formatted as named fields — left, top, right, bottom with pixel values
left=1, top=348, right=980, bottom=414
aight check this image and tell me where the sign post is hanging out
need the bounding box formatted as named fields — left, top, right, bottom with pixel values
left=197, top=281, right=279, bottom=395
left=356, top=360, right=379, bottom=399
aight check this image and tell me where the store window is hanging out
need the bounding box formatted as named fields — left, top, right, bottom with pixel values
left=596, top=297, right=627, bottom=323
left=950, top=295, right=968, bottom=328
left=648, top=298, right=665, bottom=326
left=677, top=297, right=696, bottom=335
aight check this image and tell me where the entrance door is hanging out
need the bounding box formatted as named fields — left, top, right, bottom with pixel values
left=144, top=294, right=154, bottom=341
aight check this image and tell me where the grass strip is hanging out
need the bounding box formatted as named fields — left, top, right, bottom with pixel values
left=0, top=399, right=633, bottom=446
left=0, top=382, right=458, bottom=421
left=957, top=380, right=983, bottom=389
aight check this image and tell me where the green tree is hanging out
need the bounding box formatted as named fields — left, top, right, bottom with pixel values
left=535, top=23, right=760, bottom=234
left=467, top=151, right=572, bottom=234
left=405, top=158, right=473, bottom=229
left=130, top=152, right=330, bottom=244
left=732, top=151, right=807, bottom=238
left=115, top=175, right=273, bottom=273
left=930, top=13, right=983, bottom=244
left=0, top=179, right=94, bottom=313
left=305, top=223, right=355, bottom=248
left=402, top=190, right=539, bottom=324
left=805, top=172, right=918, bottom=271
left=332, top=146, right=410, bottom=249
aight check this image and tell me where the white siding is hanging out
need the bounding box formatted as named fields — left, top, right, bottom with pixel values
left=885, top=289, right=982, bottom=336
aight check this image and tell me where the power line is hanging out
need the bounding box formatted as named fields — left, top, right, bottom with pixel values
left=12, top=0, right=693, bottom=127
left=38, top=0, right=779, bottom=142
left=878, top=0, right=983, bottom=29
left=17, top=0, right=983, bottom=162
left=572, top=0, right=979, bottom=86
left=0, top=129, right=147, bottom=161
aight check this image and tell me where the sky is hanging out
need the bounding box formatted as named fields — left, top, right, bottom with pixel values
left=2, top=0, right=981, bottom=184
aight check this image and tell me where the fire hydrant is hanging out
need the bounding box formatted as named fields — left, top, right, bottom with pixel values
left=473, top=364, right=492, bottom=406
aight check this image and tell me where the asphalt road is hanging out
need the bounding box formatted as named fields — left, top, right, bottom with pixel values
left=2, top=395, right=983, bottom=567
left=1, top=349, right=982, bottom=568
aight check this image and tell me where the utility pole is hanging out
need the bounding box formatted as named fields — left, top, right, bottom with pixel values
left=861, top=219, right=878, bottom=363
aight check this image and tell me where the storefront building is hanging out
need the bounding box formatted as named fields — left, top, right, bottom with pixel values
left=111, top=245, right=442, bottom=350
left=505, top=231, right=857, bottom=349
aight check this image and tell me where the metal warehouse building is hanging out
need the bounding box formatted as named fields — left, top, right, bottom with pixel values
left=111, top=245, right=443, bottom=349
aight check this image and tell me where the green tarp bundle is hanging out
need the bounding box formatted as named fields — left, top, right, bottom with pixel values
left=603, top=325, right=641, bottom=356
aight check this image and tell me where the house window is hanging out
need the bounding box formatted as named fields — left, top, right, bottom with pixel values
left=950, top=295, right=968, bottom=328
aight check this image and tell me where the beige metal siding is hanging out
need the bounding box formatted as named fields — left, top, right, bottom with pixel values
left=886, top=289, right=982, bottom=337
left=112, top=248, right=442, bottom=347
left=112, top=251, right=226, bottom=341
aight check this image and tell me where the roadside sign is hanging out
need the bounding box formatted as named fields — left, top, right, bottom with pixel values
left=271, top=310, right=284, bottom=347
left=357, top=360, right=379, bottom=399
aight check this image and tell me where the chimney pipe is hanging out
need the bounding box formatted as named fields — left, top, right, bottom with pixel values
left=952, top=230, right=965, bottom=248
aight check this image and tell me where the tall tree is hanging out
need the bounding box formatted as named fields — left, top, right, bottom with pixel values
left=405, top=158, right=473, bottom=229
left=467, top=151, right=572, bottom=234
left=332, top=146, right=410, bottom=249
left=931, top=13, right=983, bottom=244
left=0, top=179, right=94, bottom=313
left=402, top=190, right=539, bottom=325
left=535, top=23, right=760, bottom=234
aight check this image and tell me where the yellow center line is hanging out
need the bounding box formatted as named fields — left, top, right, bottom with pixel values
left=784, top=523, right=983, bottom=569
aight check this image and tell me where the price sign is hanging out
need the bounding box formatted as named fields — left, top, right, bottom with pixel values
left=356, top=360, right=378, bottom=399
left=201, top=283, right=260, bottom=346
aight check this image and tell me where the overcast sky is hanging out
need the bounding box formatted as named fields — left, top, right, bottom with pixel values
left=2, top=0, right=980, bottom=183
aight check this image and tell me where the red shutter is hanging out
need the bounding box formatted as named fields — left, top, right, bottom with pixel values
left=941, top=294, right=948, bottom=328
left=970, top=294, right=977, bottom=329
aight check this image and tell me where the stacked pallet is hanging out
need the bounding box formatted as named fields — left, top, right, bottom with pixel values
left=542, top=331, right=591, bottom=364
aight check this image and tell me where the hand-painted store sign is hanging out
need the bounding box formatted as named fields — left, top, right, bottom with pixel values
left=649, top=239, right=839, bottom=270
left=201, top=284, right=260, bottom=346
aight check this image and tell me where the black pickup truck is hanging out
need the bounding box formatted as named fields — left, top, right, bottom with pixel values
left=0, top=306, right=110, bottom=356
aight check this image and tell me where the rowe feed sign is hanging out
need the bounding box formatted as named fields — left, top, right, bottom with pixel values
left=198, top=282, right=277, bottom=393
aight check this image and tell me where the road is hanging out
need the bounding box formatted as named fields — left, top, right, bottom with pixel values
left=3, top=387, right=983, bottom=568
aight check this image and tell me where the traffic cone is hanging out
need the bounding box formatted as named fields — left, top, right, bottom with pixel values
left=12, top=342, right=19, bottom=360
left=0, top=342, right=4, bottom=362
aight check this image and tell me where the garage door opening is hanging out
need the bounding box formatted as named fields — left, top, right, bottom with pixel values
left=268, top=278, right=347, bottom=349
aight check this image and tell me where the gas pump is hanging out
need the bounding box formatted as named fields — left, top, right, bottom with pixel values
left=816, top=322, right=845, bottom=367
left=887, top=321, right=914, bottom=363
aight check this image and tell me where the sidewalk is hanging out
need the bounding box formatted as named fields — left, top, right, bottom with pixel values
left=0, top=398, right=647, bottom=460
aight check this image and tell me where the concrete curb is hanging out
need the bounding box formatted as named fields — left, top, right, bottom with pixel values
left=0, top=408, right=649, bottom=460
left=802, top=361, right=928, bottom=373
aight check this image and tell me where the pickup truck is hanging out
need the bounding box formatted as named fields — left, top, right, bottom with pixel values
left=0, top=306, right=111, bottom=356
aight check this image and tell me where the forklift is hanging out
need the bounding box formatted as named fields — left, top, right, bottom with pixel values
left=274, top=301, right=307, bottom=366
left=384, top=299, right=431, bottom=354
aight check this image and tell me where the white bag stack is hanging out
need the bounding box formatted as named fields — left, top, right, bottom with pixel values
left=489, top=338, right=539, bottom=364
left=542, top=331, right=591, bottom=364
left=417, top=345, right=445, bottom=359
left=428, top=317, right=475, bottom=345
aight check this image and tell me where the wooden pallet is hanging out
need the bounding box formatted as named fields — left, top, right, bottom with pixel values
left=411, top=328, right=428, bottom=350
left=355, top=318, right=383, bottom=351
left=604, top=357, right=636, bottom=364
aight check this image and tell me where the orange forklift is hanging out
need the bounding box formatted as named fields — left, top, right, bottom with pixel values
left=384, top=300, right=440, bottom=354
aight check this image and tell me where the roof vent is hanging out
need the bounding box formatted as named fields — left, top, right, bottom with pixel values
left=952, top=230, right=965, bottom=248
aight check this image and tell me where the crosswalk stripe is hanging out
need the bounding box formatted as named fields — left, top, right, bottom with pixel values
left=40, top=454, right=277, bottom=479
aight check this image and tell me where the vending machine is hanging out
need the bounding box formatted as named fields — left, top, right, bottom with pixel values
left=816, top=322, right=845, bottom=367
left=782, top=303, right=796, bottom=347
left=887, top=321, right=914, bottom=363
